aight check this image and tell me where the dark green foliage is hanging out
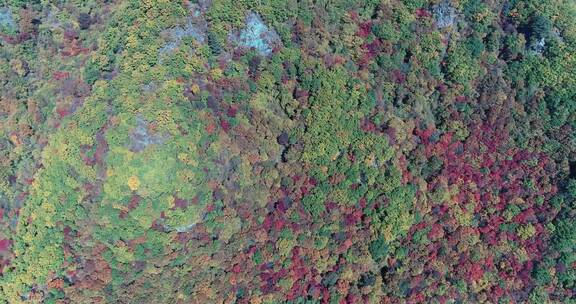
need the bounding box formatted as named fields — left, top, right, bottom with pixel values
left=207, top=30, right=223, bottom=55
left=83, top=60, right=101, bottom=85
left=421, top=156, right=443, bottom=181
left=463, top=0, right=494, bottom=33
left=7, top=0, right=40, bottom=8
left=567, top=179, right=576, bottom=200
left=444, top=44, right=481, bottom=85
left=532, top=261, right=552, bottom=285
left=552, top=217, right=575, bottom=253
left=401, top=0, right=428, bottom=11
left=485, top=27, right=501, bottom=52
left=369, top=237, right=389, bottom=261
left=373, top=21, right=400, bottom=43
left=302, top=188, right=326, bottom=217
left=465, top=35, right=485, bottom=58
left=524, top=14, right=553, bottom=42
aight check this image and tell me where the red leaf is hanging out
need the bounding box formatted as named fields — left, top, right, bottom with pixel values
left=0, top=239, right=10, bottom=252
left=53, top=71, right=70, bottom=80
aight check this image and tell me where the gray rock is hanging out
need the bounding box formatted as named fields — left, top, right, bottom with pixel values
left=0, top=7, right=16, bottom=33
left=129, top=117, right=168, bottom=152
left=231, top=12, right=281, bottom=56
left=159, top=5, right=207, bottom=56
left=433, top=0, right=457, bottom=29
left=532, top=38, right=546, bottom=54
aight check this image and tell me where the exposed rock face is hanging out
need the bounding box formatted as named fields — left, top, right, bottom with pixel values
left=433, top=0, right=457, bottom=29
left=129, top=117, right=168, bottom=152
left=0, top=7, right=16, bottom=33
left=159, top=5, right=207, bottom=56
left=232, top=12, right=280, bottom=56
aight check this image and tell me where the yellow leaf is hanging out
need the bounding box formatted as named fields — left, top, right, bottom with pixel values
left=191, top=83, right=200, bottom=95
left=127, top=175, right=140, bottom=191
left=211, top=68, right=223, bottom=80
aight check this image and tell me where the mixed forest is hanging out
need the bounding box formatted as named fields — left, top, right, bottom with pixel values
left=0, top=0, right=575, bottom=303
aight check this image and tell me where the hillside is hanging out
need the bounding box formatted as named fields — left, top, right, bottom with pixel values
left=0, top=0, right=574, bottom=303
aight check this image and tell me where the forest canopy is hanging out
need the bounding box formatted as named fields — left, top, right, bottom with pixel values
left=0, top=0, right=574, bottom=303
